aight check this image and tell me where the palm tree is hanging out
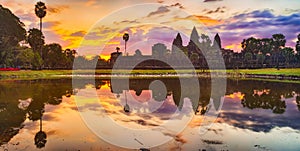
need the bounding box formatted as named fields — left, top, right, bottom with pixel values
left=34, top=109, right=47, bottom=148
left=116, top=47, right=120, bottom=53
left=122, top=33, right=129, bottom=55
left=35, top=1, right=47, bottom=32
left=35, top=1, right=47, bottom=58
left=123, top=91, right=130, bottom=113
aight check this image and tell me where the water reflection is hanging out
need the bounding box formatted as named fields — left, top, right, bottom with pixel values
left=34, top=109, right=46, bottom=148
left=109, top=78, right=213, bottom=113
left=0, top=78, right=300, bottom=150
left=0, top=79, right=73, bottom=148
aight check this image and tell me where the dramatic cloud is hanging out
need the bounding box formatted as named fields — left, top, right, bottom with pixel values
left=174, top=15, right=222, bottom=26
left=145, top=26, right=178, bottom=42
left=113, top=19, right=140, bottom=25
left=147, top=6, right=170, bottom=17
left=206, top=7, right=226, bottom=14
left=43, top=21, right=61, bottom=29
left=70, top=31, right=86, bottom=37
left=47, top=5, right=69, bottom=14
left=170, top=3, right=184, bottom=9
left=203, top=0, right=223, bottom=2
left=211, top=9, right=300, bottom=51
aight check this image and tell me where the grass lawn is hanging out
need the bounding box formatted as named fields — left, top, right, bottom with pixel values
left=0, top=68, right=300, bottom=79
left=226, top=68, right=300, bottom=76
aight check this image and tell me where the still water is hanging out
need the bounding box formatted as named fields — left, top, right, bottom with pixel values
left=0, top=78, right=300, bottom=150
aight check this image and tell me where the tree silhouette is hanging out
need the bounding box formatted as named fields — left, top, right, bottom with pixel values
left=0, top=5, right=26, bottom=67
left=123, top=33, right=129, bottom=55
left=296, top=34, right=300, bottom=62
left=27, top=28, right=45, bottom=53
left=116, top=47, right=120, bottom=53
left=35, top=1, right=47, bottom=58
left=134, top=49, right=142, bottom=57
left=296, top=96, right=300, bottom=111
left=34, top=108, right=47, bottom=148
left=272, top=34, right=286, bottom=69
left=281, top=47, right=294, bottom=66
left=35, top=2, right=46, bottom=32
left=123, top=91, right=130, bottom=113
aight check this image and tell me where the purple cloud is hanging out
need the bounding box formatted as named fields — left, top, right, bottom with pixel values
left=43, top=21, right=60, bottom=29
left=206, top=7, right=226, bottom=14
left=203, top=0, right=222, bottom=2
left=170, top=3, right=184, bottom=9
left=211, top=10, right=300, bottom=50
left=113, top=19, right=139, bottom=25
left=147, top=6, right=170, bottom=17
left=47, top=5, right=69, bottom=14
left=70, top=31, right=86, bottom=37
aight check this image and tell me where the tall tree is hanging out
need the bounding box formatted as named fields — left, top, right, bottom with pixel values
left=296, top=34, right=300, bottom=62
left=296, top=34, right=300, bottom=52
left=281, top=47, right=294, bottom=66
left=260, top=38, right=273, bottom=55
left=27, top=28, right=45, bottom=53
left=42, top=43, right=64, bottom=68
left=241, top=37, right=260, bottom=55
left=272, top=34, right=286, bottom=69
left=35, top=1, right=46, bottom=32
left=35, top=1, right=47, bottom=58
left=122, top=33, right=129, bottom=55
left=63, top=48, right=76, bottom=68
left=0, top=5, right=26, bottom=47
left=0, top=5, right=26, bottom=67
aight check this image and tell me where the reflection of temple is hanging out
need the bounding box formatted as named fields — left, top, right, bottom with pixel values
left=109, top=27, right=223, bottom=69
left=109, top=78, right=213, bottom=112
left=106, top=78, right=300, bottom=114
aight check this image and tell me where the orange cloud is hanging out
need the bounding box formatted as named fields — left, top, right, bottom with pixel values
left=175, top=15, right=222, bottom=26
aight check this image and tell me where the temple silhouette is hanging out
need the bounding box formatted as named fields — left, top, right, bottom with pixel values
left=109, top=27, right=227, bottom=69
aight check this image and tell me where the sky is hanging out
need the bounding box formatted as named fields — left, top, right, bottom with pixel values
left=1, top=0, right=300, bottom=60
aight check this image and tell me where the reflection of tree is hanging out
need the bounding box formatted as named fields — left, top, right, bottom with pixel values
left=123, top=91, right=130, bottom=113
left=0, top=79, right=73, bottom=146
left=109, top=78, right=300, bottom=115
left=227, top=79, right=300, bottom=113
left=296, top=96, right=300, bottom=111
left=34, top=109, right=47, bottom=148
left=241, top=90, right=286, bottom=114
left=35, top=131, right=47, bottom=148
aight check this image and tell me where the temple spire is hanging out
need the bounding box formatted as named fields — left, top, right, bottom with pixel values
left=190, top=26, right=199, bottom=43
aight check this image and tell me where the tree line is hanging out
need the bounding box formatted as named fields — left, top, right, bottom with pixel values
left=227, top=33, right=300, bottom=69
left=0, top=4, right=76, bottom=70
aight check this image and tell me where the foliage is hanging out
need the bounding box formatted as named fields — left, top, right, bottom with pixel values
left=35, top=1, right=47, bottom=19
left=0, top=5, right=26, bottom=67
left=27, top=28, right=45, bottom=53
left=0, top=5, right=26, bottom=47
left=42, top=43, right=66, bottom=68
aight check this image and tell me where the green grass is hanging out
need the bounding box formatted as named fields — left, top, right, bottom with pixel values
left=226, top=68, right=300, bottom=76
left=0, top=68, right=300, bottom=80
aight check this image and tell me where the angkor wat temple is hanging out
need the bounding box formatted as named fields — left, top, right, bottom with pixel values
left=109, top=27, right=230, bottom=69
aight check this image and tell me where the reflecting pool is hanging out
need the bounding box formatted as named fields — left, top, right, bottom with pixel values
left=0, top=78, right=300, bottom=150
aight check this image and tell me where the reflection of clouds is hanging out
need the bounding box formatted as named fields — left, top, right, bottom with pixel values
left=73, top=83, right=195, bottom=148
left=219, top=96, right=300, bottom=132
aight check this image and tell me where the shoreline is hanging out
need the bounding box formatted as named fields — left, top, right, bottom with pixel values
left=0, top=68, right=300, bottom=81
